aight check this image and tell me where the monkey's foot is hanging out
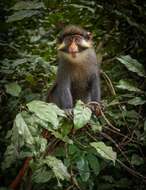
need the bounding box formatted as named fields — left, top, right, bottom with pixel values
left=87, top=101, right=104, bottom=116
left=64, top=108, right=73, bottom=119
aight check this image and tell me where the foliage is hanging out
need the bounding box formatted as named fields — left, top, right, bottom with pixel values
left=0, top=0, right=146, bottom=190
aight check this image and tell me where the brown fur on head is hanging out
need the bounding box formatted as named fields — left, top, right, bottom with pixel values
left=57, top=25, right=92, bottom=43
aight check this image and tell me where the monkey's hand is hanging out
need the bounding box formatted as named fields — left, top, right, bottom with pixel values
left=64, top=108, right=73, bottom=119
left=87, top=101, right=104, bottom=116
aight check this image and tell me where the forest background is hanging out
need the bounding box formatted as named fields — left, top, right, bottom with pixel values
left=0, top=0, right=146, bottom=189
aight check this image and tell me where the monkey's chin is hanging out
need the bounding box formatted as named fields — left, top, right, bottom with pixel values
left=71, top=52, right=77, bottom=58
left=59, top=50, right=87, bottom=64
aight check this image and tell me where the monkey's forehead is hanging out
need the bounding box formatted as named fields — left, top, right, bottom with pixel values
left=58, top=25, right=89, bottom=40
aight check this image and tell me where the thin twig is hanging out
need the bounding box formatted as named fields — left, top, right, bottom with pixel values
left=85, top=130, right=146, bottom=182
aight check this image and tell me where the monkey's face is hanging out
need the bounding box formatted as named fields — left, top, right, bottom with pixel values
left=57, top=33, right=93, bottom=58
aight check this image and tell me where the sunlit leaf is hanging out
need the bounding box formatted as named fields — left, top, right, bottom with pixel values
left=117, top=55, right=145, bottom=77
left=70, top=4, right=95, bottom=13
left=45, top=156, right=70, bottom=180
left=7, top=10, right=39, bottom=22
left=90, top=142, right=117, bottom=165
left=27, top=100, right=65, bottom=129
left=2, top=112, right=35, bottom=169
left=128, top=97, right=146, bottom=105
left=11, top=1, right=45, bottom=10
left=5, top=82, right=21, bottom=97
left=116, top=80, right=142, bottom=92
left=32, top=167, right=53, bottom=183
left=14, top=113, right=34, bottom=145
left=73, top=100, right=92, bottom=129
left=13, top=58, right=27, bottom=67
left=34, top=137, right=47, bottom=153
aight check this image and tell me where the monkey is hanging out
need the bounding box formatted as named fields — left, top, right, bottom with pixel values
left=47, top=25, right=101, bottom=110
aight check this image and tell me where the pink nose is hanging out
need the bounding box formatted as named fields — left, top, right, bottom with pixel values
left=68, top=41, right=78, bottom=53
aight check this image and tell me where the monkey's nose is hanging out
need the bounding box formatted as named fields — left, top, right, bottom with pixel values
left=68, top=42, right=78, bottom=53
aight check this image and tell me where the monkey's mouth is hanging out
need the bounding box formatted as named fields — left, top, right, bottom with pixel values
left=69, top=51, right=78, bottom=58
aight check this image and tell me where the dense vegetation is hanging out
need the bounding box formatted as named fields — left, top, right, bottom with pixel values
left=0, top=1, right=146, bottom=189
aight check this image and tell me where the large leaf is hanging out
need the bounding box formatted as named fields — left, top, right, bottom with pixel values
left=87, top=154, right=100, bottom=175
left=2, top=145, right=18, bottom=169
left=5, top=82, right=21, bottom=97
left=76, top=156, right=90, bottom=182
left=116, top=80, right=142, bottom=92
left=73, top=101, right=92, bottom=129
left=70, top=4, right=95, bottom=13
left=90, top=142, right=117, bottom=165
left=117, top=55, right=145, bottom=77
left=14, top=113, right=34, bottom=145
left=11, top=1, right=45, bottom=10
left=27, top=100, right=65, bottom=129
left=7, top=10, right=39, bottom=22
left=128, top=97, right=146, bottom=105
left=2, top=113, right=34, bottom=169
left=44, top=156, right=70, bottom=180
left=32, top=167, right=53, bottom=183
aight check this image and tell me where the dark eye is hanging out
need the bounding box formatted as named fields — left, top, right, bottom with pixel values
left=75, top=35, right=83, bottom=43
left=64, top=36, right=71, bottom=44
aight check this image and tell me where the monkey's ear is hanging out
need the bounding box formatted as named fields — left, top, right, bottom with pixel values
left=87, top=32, right=93, bottom=40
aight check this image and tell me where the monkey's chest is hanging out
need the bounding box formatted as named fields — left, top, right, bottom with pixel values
left=71, top=72, right=90, bottom=101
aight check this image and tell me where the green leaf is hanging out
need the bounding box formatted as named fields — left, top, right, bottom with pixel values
left=32, top=167, right=53, bottom=183
left=128, top=97, right=146, bottom=105
left=117, top=55, right=146, bottom=77
left=11, top=1, right=45, bottom=10
left=14, top=113, right=34, bottom=145
left=13, top=58, right=27, bottom=67
left=102, top=175, right=114, bottom=183
left=44, top=156, right=70, bottom=180
left=90, top=120, right=102, bottom=132
left=76, top=157, right=90, bottom=182
left=73, top=100, right=92, bottom=129
left=144, top=120, right=146, bottom=132
left=60, top=119, right=73, bottom=136
left=27, top=101, right=65, bottom=129
left=33, top=137, right=47, bottom=154
left=68, top=144, right=79, bottom=155
left=5, top=82, right=21, bottom=97
left=51, top=131, right=73, bottom=144
left=2, top=145, right=17, bottom=169
left=2, top=112, right=35, bottom=169
left=70, top=4, right=95, bottom=13
left=87, top=154, right=100, bottom=175
left=116, top=80, right=142, bottom=92
left=131, top=154, right=144, bottom=166
left=7, top=10, right=39, bottom=22
left=90, top=142, right=117, bottom=165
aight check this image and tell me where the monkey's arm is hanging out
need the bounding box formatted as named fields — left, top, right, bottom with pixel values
left=57, top=69, right=73, bottom=109
left=59, top=83, right=73, bottom=109
left=90, top=72, right=101, bottom=102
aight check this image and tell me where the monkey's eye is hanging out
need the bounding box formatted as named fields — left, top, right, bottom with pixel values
left=63, top=36, right=73, bottom=44
left=74, top=35, right=84, bottom=43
